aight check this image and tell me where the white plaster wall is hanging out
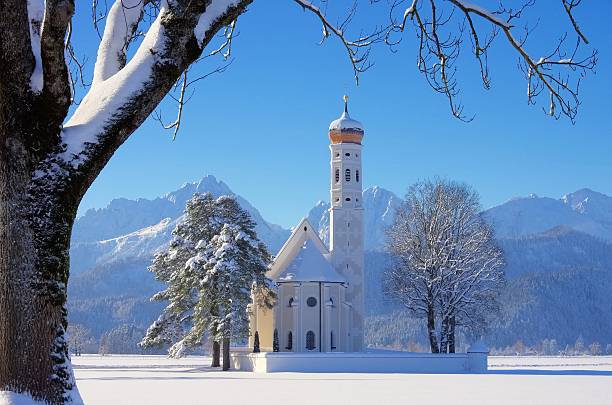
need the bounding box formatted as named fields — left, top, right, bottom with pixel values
left=231, top=352, right=489, bottom=374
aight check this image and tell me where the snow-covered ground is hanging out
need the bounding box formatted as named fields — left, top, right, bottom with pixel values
left=73, top=355, right=612, bottom=405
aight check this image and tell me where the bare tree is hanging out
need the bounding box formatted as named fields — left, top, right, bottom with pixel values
left=0, top=0, right=596, bottom=402
left=385, top=179, right=504, bottom=353
left=66, top=324, right=94, bottom=356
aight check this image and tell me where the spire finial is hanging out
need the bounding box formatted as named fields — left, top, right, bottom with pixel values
left=343, top=95, right=349, bottom=114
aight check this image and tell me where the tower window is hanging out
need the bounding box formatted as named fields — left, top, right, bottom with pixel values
left=331, top=331, right=336, bottom=350
left=356, top=170, right=360, bottom=182
left=345, top=152, right=350, bottom=157
left=335, top=168, right=340, bottom=183
left=306, top=331, right=316, bottom=351
left=307, top=297, right=317, bottom=307
left=345, top=198, right=351, bottom=202
left=345, top=169, right=351, bottom=182
left=288, top=297, right=294, bottom=307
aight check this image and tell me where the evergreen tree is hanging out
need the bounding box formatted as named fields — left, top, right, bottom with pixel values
left=197, top=222, right=274, bottom=370
left=141, top=194, right=275, bottom=370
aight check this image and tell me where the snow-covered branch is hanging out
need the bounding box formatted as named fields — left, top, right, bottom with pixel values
left=92, top=0, right=147, bottom=84
left=27, top=0, right=45, bottom=93
left=61, top=0, right=250, bottom=171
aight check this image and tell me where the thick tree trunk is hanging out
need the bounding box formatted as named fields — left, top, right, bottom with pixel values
left=222, top=338, right=230, bottom=371
left=211, top=340, right=220, bottom=367
left=426, top=292, right=439, bottom=354
left=439, top=316, right=449, bottom=354
left=0, top=137, right=80, bottom=403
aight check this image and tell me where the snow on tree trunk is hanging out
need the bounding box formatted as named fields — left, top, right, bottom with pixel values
left=0, top=141, right=81, bottom=403
left=0, top=1, right=253, bottom=401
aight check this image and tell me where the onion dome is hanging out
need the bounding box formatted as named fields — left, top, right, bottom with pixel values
left=329, top=95, right=364, bottom=145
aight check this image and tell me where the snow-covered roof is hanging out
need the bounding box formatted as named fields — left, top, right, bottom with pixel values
left=277, top=240, right=345, bottom=283
left=329, top=110, right=364, bottom=132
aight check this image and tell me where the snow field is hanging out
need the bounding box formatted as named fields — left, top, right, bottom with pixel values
left=72, top=355, right=612, bottom=405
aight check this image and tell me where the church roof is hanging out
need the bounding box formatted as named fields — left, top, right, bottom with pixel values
left=278, top=240, right=346, bottom=283
left=268, top=218, right=345, bottom=284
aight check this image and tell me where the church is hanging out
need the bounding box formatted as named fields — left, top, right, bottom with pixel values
left=249, top=96, right=365, bottom=353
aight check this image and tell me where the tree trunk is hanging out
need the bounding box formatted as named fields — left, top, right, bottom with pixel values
left=222, top=338, right=230, bottom=371
left=448, top=316, right=456, bottom=353
left=211, top=340, right=220, bottom=367
left=426, top=292, right=439, bottom=354
left=439, top=316, right=449, bottom=354
left=0, top=142, right=81, bottom=403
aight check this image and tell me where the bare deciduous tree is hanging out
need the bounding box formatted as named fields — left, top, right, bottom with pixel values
left=0, top=0, right=595, bottom=402
left=385, top=179, right=505, bottom=353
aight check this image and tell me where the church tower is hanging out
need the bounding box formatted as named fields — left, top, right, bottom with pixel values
left=328, top=96, right=364, bottom=352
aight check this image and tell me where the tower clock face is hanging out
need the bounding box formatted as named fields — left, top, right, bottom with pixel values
left=307, top=297, right=318, bottom=307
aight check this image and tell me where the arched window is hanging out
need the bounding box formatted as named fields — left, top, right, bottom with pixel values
left=356, top=170, right=360, bottom=182
left=345, top=169, right=351, bottom=182
left=306, top=331, right=316, bottom=351
left=288, top=297, right=294, bottom=307
left=286, top=331, right=293, bottom=351
left=335, top=168, right=340, bottom=183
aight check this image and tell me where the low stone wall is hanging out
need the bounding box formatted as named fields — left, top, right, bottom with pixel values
left=231, top=348, right=488, bottom=374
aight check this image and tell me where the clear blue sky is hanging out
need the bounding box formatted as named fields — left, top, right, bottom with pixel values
left=73, top=1, right=612, bottom=228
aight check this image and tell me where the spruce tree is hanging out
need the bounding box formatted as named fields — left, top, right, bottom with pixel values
left=141, top=193, right=275, bottom=369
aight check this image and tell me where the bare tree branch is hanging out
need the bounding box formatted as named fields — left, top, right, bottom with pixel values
left=391, top=0, right=597, bottom=122
left=293, top=0, right=389, bottom=84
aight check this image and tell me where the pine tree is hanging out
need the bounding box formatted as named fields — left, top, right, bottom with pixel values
left=273, top=329, right=280, bottom=352
left=253, top=331, right=261, bottom=353
left=141, top=193, right=275, bottom=370
left=199, top=221, right=274, bottom=370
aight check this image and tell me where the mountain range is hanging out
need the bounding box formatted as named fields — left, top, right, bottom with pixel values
left=67, top=175, right=612, bottom=352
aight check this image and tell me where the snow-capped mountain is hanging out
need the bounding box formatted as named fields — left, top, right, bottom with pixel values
left=70, top=175, right=290, bottom=274
left=484, top=188, right=612, bottom=242
left=68, top=179, right=612, bottom=352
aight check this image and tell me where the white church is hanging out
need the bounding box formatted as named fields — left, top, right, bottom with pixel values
left=237, top=98, right=488, bottom=373
left=249, top=96, right=365, bottom=353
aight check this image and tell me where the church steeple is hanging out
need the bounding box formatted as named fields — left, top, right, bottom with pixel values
left=328, top=96, right=365, bottom=352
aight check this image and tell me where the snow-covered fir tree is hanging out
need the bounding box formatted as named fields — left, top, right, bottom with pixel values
left=141, top=194, right=274, bottom=369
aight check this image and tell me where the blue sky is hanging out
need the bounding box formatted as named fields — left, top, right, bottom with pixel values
left=74, top=1, right=612, bottom=228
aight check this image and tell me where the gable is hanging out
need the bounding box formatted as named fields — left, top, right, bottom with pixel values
left=268, top=218, right=330, bottom=281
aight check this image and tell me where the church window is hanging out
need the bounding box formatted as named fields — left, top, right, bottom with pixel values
left=286, top=331, right=293, bottom=351
left=335, top=168, right=340, bottom=183
left=345, top=169, right=351, bottom=182
left=345, top=198, right=351, bottom=202
left=288, top=297, right=294, bottom=307
left=345, top=152, right=350, bottom=157
left=356, top=170, right=360, bottom=182
left=306, top=331, right=316, bottom=350
left=307, top=297, right=317, bottom=307
left=331, top=331, right=336, bottom=350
